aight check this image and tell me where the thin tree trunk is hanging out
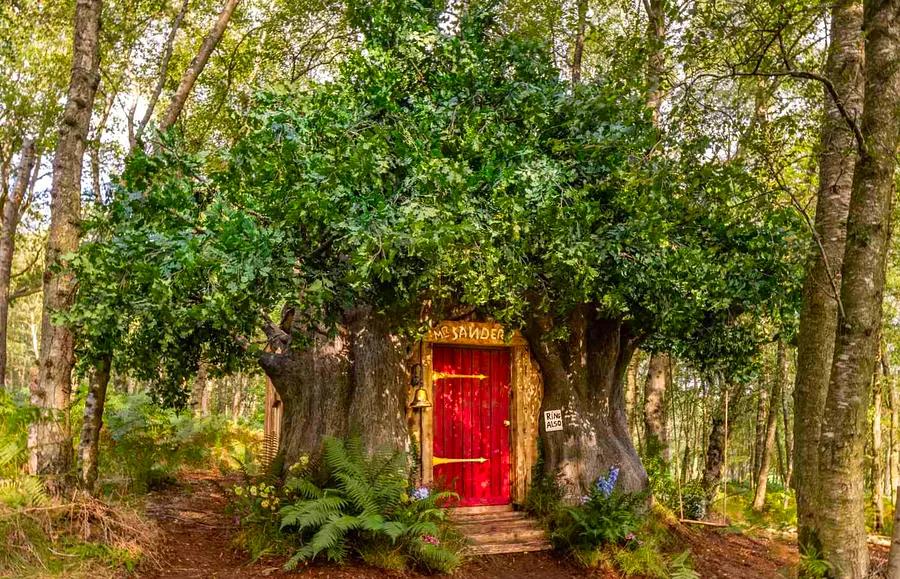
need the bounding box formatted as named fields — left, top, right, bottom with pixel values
left=752, top=341, right=786, bottom=511
left=135, top=0, right=190, bottom=143
left=75, top=0, right=217, bottom=486
left=781, top=371, right=794, bottom=491
left=231, top=373, right=243, bottom=419
left=570, top=0, right=587, bottom=85
left=643, top=351, right=669, bottom=465
left=885, top=352, right=898, bottom=504
left=702, top=378, right=743, bottom=497
left=158, top=0, right=241, bottom=133
left=753, top=376, right=769, bottom=489
left=888, top=485, right=900, bottom=578
left=816, top=3, right=900, bottom=575
left=196, top=361, right=210, bottom=416
left=626, top=354, right=638, bottom=439
left=874, top=350, right=886, bottom=531
left=793, top=0, right=864, bottom=550
left=644, top=0, right=666, bottom=125
left=76, top=353, right=110, bottom=491
left=28, top=0, right=102, bottom=484
left=0, top=139, right=36, bottom=389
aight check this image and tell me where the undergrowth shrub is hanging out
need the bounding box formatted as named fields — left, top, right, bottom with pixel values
left=545, top=466, right=697, bottom=577
left=0, top=390, right=162, bottom=577
left=101, top=392, right=260, bottom=492
left=524, top=446, right=565, bottom=520
left=551, top=466, right=645, bottom=557
left=231, top=437, right=463, bottom=574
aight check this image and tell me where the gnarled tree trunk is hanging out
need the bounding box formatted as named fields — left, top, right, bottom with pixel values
left=524, top=307, right=647, bottom=495
left=259, top=307, right=411, bottom=467
left=793, top=0, right=863, bottom=550
left=28, top=0, right=102, bottom=483
left=816, top=2, right=900, bottom=575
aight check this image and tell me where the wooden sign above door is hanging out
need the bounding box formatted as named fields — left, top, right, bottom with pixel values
left=427, top=321, right=526, bottom=347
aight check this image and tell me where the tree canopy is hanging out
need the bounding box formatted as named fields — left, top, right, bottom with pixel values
left=64, top=2, right=802, bottom=405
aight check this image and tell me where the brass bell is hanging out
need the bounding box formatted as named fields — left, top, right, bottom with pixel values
left=409, top=362, right=431, bottom=410
left=411, top=385, right=432, bottom=409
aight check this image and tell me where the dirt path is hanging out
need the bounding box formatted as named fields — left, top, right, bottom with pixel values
left=141, top=470, right=799, bottom=578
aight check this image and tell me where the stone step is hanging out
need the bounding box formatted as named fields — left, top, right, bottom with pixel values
left=466, top=525, right=547, bottom=545
left=452, top=511, right=529, bottom=525
left=455, top=517, right=536, bottom=534
left=467, top=540, right=553, bottom=556
left=450, top=504, right=552, bottom=556
left=450, top=504, right=513, bottom=516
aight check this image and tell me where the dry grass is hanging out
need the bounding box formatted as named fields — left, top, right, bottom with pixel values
left=0, top=489, right=161, bottom=577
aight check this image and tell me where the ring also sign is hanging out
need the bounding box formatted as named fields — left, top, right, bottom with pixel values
left=544, top=409, right=563, bottom=432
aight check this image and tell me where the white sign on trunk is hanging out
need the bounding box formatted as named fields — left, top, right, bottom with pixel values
left=544, top=409, right=563, bottom=432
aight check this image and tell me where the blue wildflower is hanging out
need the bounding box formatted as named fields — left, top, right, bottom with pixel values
left=412, top=486, right=430, bottom=501
left=595, top=466, right=620, bottom=498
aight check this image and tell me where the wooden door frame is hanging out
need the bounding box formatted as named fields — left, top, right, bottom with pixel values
left=416, top=321, right=541, bottom=505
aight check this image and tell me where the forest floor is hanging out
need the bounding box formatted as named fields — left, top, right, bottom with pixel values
left=137, top=469, right=849, bottom=578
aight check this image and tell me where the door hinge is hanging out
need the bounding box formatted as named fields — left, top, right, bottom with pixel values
left=432, top=372, right=487, bottom=381
left=432, top=456, right=488, bottom=466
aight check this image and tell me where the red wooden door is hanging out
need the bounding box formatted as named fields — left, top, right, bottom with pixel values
left=432, top=345, right=511, bottom=506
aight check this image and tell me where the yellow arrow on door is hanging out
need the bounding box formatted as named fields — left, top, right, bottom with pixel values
left=432, top=372, right=487, bottom=380
left=432, top=456, right=488, bottom=466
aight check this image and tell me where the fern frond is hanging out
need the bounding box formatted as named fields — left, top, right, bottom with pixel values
left=336, top=471, right=377, bottom=513
left=0, top=440, right=23, bottom=469
left=307, top=514, right=361, bottom=557
left=280, top=496, right=347, bottom=530
left=284, top=476, right=324, bottom=499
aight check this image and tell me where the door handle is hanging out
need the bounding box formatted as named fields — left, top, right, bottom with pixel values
left=503, top=420, right=510, bottom=427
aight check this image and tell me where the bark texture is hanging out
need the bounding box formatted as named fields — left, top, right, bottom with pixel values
left=0, top=139, right=36, bottom=389
left=642, top=351, right=669, bottom=465
left=158, top=0, right=241, bottom=132
left=259, top=307, right=411, bottom=467
left=793, top=0, right=864, bottom=549
left=816, top=3, right=900, bottom=575
left=524, top=308, right=647, bottom=495
left=76, top=354, right=110, bottom=491
left=752, top=341, right=786, bottom=511
left=28, top=0, right=102, bottom=481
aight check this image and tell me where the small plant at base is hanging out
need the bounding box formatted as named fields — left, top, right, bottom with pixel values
left=550, top=465, right=645, bottom=567
left=798, top=544, right=832, bottom=578
left=278, top=437, right=462, bottom=573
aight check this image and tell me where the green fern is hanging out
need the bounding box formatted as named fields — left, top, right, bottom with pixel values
left=278, top=436, right=461, bottom=573
left=0, top=476, right=49, bottom=508
left=799, top=544, right=832, bottom=578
